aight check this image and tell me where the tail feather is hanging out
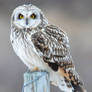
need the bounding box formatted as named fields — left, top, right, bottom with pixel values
left=56, top=65, right=87, bottom=92
left=72, top=83, right=87, bottom=92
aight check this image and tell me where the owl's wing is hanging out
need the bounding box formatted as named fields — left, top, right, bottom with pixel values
left=31, top=25, right=84, bottom=91
left=31, top=25, right=73, bottom=70
left=32, top=25, right=71, bottom=65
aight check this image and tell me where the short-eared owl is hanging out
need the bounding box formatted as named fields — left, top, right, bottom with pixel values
left=10, top=4, right=86, bottom=92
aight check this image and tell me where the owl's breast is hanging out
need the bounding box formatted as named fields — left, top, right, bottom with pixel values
left=11, top=37, right=49, bottom=70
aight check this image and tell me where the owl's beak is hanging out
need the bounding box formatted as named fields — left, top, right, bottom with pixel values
left=26, top=18, right=28, bottom=25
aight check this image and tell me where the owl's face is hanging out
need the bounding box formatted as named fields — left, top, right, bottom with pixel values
left=11, top=4, right=47, bottom=29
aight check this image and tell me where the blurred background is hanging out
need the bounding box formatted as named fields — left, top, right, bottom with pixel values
left=0, top=0, right=92, bottom=92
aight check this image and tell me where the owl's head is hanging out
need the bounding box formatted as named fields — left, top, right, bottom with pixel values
left=11, top=4, right=48, bottom=29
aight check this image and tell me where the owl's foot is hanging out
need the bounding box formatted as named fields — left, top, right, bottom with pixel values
left=51, top=81, right=57, bottom=86
left=29, top=67, right=46, bottom=72
left=32, top=67, right=39, bottom=72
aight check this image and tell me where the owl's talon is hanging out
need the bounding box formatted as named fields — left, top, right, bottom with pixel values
left=31, top=67, right=39, bottom=72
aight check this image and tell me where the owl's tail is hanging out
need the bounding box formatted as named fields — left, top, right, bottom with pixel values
left=57, top=68, right=87, bottom=92
left=58, top=81, right=87, bottom=92
left=72, top=83, right=87, bottom=92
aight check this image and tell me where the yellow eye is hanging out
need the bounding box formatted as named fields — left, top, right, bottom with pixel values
left=18, top=14, right=24, bottom=19
left=30, top=13, right=36, bottom=19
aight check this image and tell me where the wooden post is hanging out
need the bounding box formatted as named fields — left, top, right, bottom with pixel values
left=22, top=71, right=50, bottom=92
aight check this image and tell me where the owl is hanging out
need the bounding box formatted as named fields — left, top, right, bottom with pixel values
left=10, top=4, right=86, bottom=92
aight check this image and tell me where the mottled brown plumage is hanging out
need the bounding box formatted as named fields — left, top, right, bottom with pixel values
left=31, top=25, right=86, bottom=92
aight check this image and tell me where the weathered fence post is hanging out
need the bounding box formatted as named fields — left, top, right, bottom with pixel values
left=22, top=71, right=50, bottom=92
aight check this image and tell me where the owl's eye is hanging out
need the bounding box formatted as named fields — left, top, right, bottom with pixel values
left=30, top=13, right=37, bottom=19
left=18, top=14, right=24, bottom=19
